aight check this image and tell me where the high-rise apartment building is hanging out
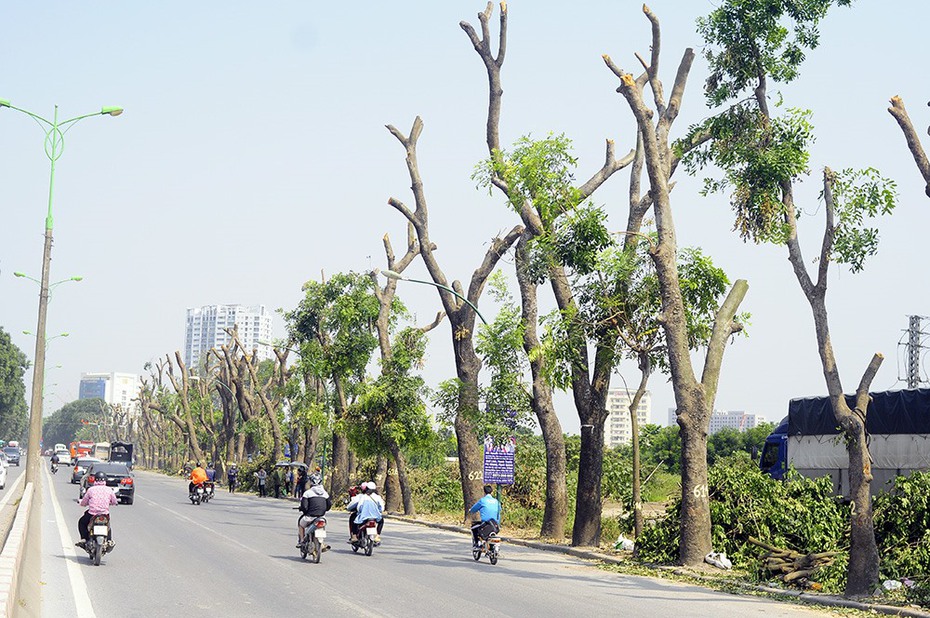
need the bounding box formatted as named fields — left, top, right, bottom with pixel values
left=78, top=372, right=141, bottom=414
left=184, top=304, right=274, bottom=369
left=709, top=409, right=759, bottom=434
left=604, top=388, right=651, bottom=448
left=668, top=407, right=761, bottom=433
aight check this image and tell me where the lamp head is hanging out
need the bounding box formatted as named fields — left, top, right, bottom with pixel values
left=71, top=276, right=83, bottom=282
left=60, top=333, right=70, bottom=337
left=380, top=269, right=404, bottom=280
left=0, top=99, right=10, bottom=108
left=13, top=272, right=25, bottom=278
left=100, top=106, right=123, bottom=117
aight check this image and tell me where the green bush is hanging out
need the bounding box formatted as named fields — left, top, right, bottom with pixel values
left=407, top=462, right=464, bottom=513
left=873, top=471, right=930, bottom=582
left=636, top=452, right=850, bottom=582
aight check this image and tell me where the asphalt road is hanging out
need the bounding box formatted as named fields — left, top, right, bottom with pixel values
left=37, top=466, right=836, bottom=618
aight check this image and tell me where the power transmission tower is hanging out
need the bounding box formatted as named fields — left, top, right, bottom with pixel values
left=899, top=315, right=928, bottom=389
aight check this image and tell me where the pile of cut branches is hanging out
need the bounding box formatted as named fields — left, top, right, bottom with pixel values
left=749, top=537, right=840, bottom=586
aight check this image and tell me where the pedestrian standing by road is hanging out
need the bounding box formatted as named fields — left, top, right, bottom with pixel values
left=255, top=468, right=268, bottom=497
left=295, top=467, right=307, bottom=498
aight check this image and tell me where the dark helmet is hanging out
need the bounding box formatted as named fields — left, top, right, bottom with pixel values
left=92, top=474, right=107, bottom=485
left=308, top=472, right=323, bottom=487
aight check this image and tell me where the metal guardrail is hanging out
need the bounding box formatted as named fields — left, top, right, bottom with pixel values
left=0, top=481, right=34, bottom=617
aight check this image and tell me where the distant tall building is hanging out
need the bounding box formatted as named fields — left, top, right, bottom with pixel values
left=78, top=372, right=141, bottom=414
left=709, top=410, right=759, bottom=434
left=184, top=304, right=274, bottom=369
left=604, top=388, right=651, bottom=448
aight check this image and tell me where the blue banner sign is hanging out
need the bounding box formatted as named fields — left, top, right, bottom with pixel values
left=482, top=436, right=515, bottom=485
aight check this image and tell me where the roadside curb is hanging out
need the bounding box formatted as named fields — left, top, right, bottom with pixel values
left=384, top=514, right=930, bottom=618
left=0, top=481, right=33, bottom=618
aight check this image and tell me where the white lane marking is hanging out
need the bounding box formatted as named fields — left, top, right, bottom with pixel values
left=139, top=494, right=383, bottom=617
left=0, top=471, right=25, bottom=510
left=45, top=464, right=96, bottom=618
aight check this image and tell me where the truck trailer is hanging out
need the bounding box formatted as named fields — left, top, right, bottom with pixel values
left=760, top=388, right=930, bottom=496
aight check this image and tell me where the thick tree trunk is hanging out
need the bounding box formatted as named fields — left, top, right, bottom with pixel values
left=573, top=418, right=606, bottom=546
left=678, top=407, right=712, bottom=565
left=375, top=455, right=388, bottom=490
left=384, top=459, right=402, bottom=513
left=516, top=235, right=567, bottom=539
left=846, top=421, right=879, bottom=596
left=330, top=433, right=349, bottom=498
left=454, top=359, right=484, bottom=512
left=390, top=441, right=416, bottom=516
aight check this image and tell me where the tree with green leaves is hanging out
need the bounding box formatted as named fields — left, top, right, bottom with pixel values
left=42, top=398, right=107, bottom=449
left=385, top=120, right=523, bottom=516
left=0, top=327, right=29, bottom=441
left=685, top=0, right=896, bottom=596
left=464, top=3, right=632, bottom=547
left=286, top=271, right=381, bottom=499
left=604, top=5, right=750, bottom=565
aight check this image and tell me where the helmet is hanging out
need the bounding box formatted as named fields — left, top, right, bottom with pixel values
left=308, top=472, right=323, bottom=487
left=364, top=481, right=376, bottom=493
left=92, top=474, right=107, bottom=485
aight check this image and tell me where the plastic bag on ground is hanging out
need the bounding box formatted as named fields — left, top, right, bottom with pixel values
left=704, top=551, right=732, bottom=569
left=614, top=535, right=635, bottom=551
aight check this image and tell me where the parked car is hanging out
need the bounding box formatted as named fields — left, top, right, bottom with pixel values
left=80, top=462, right=134, bottom=504
left=3, top=447, right=20, bottom=466
left=71, top=457, right=101, bottom=484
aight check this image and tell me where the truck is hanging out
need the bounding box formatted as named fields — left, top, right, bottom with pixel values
left=760, top=388, right=930, bottom=496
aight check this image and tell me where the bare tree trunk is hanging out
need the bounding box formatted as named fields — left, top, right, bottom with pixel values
left=389, top=441, right=415, bottom=516
left=888, top=96, right=930, bottom=198
left=515, top=235, right=567, bottom=539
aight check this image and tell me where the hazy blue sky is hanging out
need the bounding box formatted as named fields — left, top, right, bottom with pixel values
left=2, top=1, right=928, bottom=434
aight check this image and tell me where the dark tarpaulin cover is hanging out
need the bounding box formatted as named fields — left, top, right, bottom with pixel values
left=787, top=388, right=930, bottom=435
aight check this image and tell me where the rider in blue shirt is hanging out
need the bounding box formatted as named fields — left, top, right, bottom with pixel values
left=468, top=485, right=501, bottom=548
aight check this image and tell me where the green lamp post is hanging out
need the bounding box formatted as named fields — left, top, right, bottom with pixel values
left=1, top=99, right=122, bottom=484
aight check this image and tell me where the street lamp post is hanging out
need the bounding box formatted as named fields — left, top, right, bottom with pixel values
left=378, top=269, right=489, bottom=325
left=2, top=99, right=122, bottom=484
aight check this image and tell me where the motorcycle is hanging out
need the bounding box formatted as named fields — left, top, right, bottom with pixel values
left=298, top=516, right=328, bottom=563
left=84, top=514, right=113, bottom=566
left=189, top=483, right=206, bottom=505
left=471, top=521, right=501, bottom=565
left=50, top=462, right=59, bottom=475
left=350, top=518, right=379, bottom=557
left=201, top=481, right=215, bottom=503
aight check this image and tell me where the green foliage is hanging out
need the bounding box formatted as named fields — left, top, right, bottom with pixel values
left=707, top=423, right=774, bottom=466
left=637, top=453, right=851, bottom=585
left=43, top=398, right=109, bottom=447
left=0, top=327, right=29, bottom=441
left=641, top=424, right=682, bottom=475
left=286, top=271, right=380, bottom=388
left=873, top=471, right=930, bottom=581
left=681, top=105, right=813, bottom=243
left=698, top=0, right=853, bottom=106
left=828, top=168, right=898, bottom=272
left=407, top=462, right=464, bottom=513
left=476, top=272, right=533, bottom=442
left=474, top=134, right=582, bottom=227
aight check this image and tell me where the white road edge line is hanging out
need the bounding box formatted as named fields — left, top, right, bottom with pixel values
left=0, top=470, right=26, bottom=510
left=45, top=464, right=96, bottom=618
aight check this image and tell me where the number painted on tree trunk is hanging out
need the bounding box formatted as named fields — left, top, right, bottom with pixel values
left=692, top=484, right=708, bottom=499
left=467, top=471, right=483, bottom=481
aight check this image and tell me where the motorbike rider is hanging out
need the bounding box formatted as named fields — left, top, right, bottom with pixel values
left=227, top=463, right=239, bottom=493
left=188, top=462, right=208, bottom=495
left=468, top=484, right=501, bottom=549
left=205, top=462, right=217, bottom=497
left=297, top=472, right=332, bottom=550
left=347, top=481, right=383, bottom=544
left=75, top=474, right=117, bottom=550
left=50, top=451, right=60, bottom=472
left=365, top=481, right=386, bottom=538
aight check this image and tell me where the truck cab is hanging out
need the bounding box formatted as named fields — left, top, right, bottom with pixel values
left=759, top=416, right=788, bottom=480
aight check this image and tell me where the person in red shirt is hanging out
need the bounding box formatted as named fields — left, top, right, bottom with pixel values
left=76, top=475, right=117, bottom=549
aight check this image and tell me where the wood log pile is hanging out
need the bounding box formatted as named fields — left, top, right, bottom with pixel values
left=749, top=537, right=840, bottom=585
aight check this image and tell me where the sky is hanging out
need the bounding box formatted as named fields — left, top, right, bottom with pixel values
left=1, top=1, right=929, bottom=435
